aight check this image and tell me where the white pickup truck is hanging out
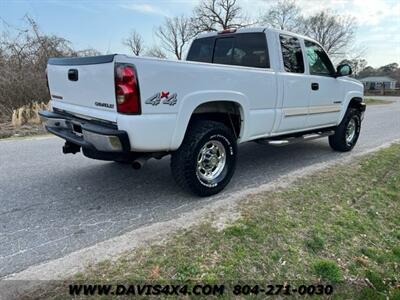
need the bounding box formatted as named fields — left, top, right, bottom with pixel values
left=40, top=27, right=365, bottom=196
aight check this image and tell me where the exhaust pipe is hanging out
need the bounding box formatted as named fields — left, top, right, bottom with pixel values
left=62, top=142, right=81, bottom=154
left=132, top=156, right=150, bottom=170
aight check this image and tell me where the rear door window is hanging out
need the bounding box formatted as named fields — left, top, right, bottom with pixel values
left=279, top=34, right=304, bottom=73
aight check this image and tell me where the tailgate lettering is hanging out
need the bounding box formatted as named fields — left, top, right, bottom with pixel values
left=95, top=102, right=114, bottom=109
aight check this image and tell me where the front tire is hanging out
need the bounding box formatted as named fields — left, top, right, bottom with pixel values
left=171, top=120, right=237, bottom=197
left=329, top=108, right=361, bottom=152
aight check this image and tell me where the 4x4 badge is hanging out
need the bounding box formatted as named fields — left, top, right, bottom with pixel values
left=145, top=92, right=177, bottom=106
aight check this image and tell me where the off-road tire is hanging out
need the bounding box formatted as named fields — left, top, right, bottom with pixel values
left=171, top=120, right=237, bottom=197
left=329, top=108, right=361, bottom=152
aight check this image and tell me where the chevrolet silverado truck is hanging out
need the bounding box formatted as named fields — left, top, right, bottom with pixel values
left=40, top=27, right=365, bottom=196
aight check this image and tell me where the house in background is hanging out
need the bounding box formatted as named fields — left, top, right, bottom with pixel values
left=359, top=76, right=397, bottom=90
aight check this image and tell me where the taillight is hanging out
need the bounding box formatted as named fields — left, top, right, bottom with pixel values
left=115, top=63, right=141, bottom=114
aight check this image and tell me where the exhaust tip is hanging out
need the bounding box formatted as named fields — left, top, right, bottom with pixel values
left=62, top=142, right=81, bottom=154
left=131, top=156, right=150, bottom=170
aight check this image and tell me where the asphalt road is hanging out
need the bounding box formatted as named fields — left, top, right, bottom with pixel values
left=1, top=99, right=400, bottom=278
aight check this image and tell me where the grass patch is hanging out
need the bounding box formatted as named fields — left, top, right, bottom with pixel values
left=364, top=98, right=394, bottom=105
left=29, top=144, right=400, bottom=299
left=312, top=259, right=342, bottom=283
left=305, top=231, right=325, bottom=253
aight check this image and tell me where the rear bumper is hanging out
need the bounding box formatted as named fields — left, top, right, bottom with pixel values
left=39, top=110, right=130, bottom=153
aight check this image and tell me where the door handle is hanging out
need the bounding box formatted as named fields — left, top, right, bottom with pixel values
left=68, top=69, right=78, bottom=81
left=311, top=82, right=319, bottom=90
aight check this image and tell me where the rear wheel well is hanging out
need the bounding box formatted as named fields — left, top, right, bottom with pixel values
left=188, top=101, right=242, bottom=139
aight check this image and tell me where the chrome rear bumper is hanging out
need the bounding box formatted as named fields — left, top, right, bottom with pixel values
left=39, top=110, right=130, bottom=153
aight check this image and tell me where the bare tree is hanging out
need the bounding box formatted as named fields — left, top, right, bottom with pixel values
left=0, top=16, right=100, bottom=121
left=379, top=63, right=399, bottom=74
left=301, top=11, right=356, bottom=56
left=338, top=58, right=367, bottom=77
left=75, top=48, right=102, bottom=57
left=155, top=16, right=194, bottom=60
left=145, top=46, right=167, bottom=59
left=261, top=0, right=302, bottom=31
left=123, top=30, right=144, bottom=56
left=260, top=2, right=356, bottom=58
left=191, top=0, right=246, bottom=33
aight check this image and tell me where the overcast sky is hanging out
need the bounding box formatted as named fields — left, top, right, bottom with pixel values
left=1, top=0, right=399, bottom=67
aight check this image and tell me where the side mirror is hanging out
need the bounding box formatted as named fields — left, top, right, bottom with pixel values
left=336, top=64, right=352, bottom=77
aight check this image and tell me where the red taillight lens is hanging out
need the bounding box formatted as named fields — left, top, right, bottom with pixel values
left=115, top=64, right=141, bottom=114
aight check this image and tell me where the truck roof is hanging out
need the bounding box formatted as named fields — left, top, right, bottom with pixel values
left=196, top=27, right=318, bottom=45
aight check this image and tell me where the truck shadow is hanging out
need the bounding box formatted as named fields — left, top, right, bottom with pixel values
left=70, top=139, right=341, bottom=204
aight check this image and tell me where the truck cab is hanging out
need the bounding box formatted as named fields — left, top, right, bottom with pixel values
left=187, top=28, right=363, bottom=135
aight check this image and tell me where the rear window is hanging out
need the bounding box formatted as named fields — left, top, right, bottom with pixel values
left=187, top=33, right=269, bottom=68
left=213, top=38, right=235, bottom=65
left=279, top=34, right=304, bottom=73
left=186, top=37, right=214, bottom=63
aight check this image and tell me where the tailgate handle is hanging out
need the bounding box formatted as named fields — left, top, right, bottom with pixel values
left=68, top=69, right=78, bottom=81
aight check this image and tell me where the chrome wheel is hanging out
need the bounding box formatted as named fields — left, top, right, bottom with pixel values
left=346, top=118, right=356, bottom=144
left=196, top=140, right=226, bottom=183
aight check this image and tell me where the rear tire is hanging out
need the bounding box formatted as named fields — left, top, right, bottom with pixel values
left=329, top=108, right=361, bottom=152
left=171, top=120, right=237, bottom=197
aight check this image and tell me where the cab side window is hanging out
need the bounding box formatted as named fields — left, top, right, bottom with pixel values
left=232, top=33, right=269, bottom=68
left=304, top=40, right=335, bottom=76
left=279, top=34, right=304, bottom=73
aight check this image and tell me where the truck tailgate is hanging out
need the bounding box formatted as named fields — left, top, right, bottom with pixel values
left=47, top=55, right=116, bottom=114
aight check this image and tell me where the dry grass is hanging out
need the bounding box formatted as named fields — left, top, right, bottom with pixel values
left=0, top=122, right=47, bottom=139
